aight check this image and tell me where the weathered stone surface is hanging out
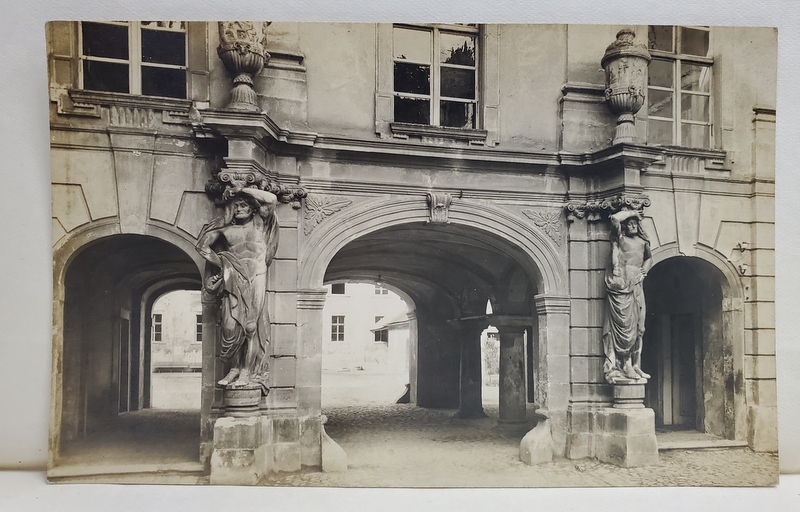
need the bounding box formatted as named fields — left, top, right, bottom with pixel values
left=594, top=408, right=658, bottom=468
left=520, top=419, right=554, bottom=465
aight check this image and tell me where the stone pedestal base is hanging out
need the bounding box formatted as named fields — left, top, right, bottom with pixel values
left=209, top=416, right=267, bottom=485
left=209, top=412, right=305, bottom=485
left=594, top=407, right=659, bottom=468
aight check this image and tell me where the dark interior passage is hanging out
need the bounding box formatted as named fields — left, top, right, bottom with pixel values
left=642, top=256, right=733, bottom=438
left=60, top=234, right=202, bottom=465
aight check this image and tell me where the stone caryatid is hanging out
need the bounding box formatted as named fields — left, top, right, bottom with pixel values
left=196, top=185, right=279, bottom=395
left=602, top=209, right=653, bottom=384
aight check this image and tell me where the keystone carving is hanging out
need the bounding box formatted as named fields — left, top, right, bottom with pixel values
left=565, top=194, right=651, bottom=222
left=303, top=195, right=353, bottom=235
left=522, top=209, right=562, bottom=246
left=426, top=192, right=452, bottom=224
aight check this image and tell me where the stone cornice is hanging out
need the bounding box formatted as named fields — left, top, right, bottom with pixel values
left=70, top=89, right=193, bottom=112
left=196, top=110, right=736, bottom=178
left=296, top=289, right=328, bottom=310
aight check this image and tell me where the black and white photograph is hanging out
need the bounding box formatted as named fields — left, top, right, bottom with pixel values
left=2, top=1, right=800, bottom=510
left=43, top=20, right=779, bottom=487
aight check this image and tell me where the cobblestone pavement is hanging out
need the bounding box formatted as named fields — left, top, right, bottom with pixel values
left=266, top=404, right=778, bottom=488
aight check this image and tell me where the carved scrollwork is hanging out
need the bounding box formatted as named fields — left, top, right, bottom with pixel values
left=205, top=169, right=306, bottom=208
left=426, top=192, right=452, bottom=224
left=303, top=195, right=353, bottom=235
left=564, top=194, right=651, bottom=222
left=522, top=209, right=562, bottom=246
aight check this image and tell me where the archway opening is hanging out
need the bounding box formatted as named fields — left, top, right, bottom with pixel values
left=642, top=256, right=735, bottom=439
left=321, top=281, right=414, bottom=407
left=318, top=221, right=544, bottom=473
left=149, top=290, right=203, bottom=409
left=58, top=234, right=203, bottom=469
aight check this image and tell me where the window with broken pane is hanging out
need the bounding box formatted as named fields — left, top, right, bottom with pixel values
left=393, top=25, right=478, bottom=129
left=646, top=26, right=712, bottom=148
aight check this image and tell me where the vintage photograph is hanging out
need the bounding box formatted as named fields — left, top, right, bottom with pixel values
left=46, top=21, right=778, bottom=487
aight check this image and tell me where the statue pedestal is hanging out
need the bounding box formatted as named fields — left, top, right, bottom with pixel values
left=594, top=381, right=659, bottom=468
left=210, top=387, right=306, bottom=484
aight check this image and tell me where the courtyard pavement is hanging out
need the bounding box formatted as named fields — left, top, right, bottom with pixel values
left=268, top=402, right=777, bottom=488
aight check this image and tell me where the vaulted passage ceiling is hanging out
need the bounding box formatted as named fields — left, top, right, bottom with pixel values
left=324, top=223, right=539, bottom=319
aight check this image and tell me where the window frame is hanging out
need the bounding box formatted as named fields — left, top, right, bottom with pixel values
left=152, top=313, right=163, bottom=343
left=646, top=25, right=714, bottom=149
left=78, top=21, right=189, bottom=99
left=375, top=23, right=498, bottom=145
left=331, top=315, right=345, bottom=342
left=392, top=23, right=480, bottom=129
left=195, top=314, right=203, bottom=343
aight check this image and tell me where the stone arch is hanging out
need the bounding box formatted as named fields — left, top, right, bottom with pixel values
left=298, top=196, right=568, bottom=296
left=50, top=224, right=205, bottom=467
left=644, top=243, right=746, bottom=440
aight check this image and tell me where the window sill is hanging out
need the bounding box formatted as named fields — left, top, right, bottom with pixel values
left=390, top=122, right=488, bottom=144
left=70, top=89, right=193, bottom=111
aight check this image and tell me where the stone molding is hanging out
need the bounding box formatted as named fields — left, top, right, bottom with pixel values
left=296, top=288, right=328, bottom=310
left=534, top=294, right=571, bottom=315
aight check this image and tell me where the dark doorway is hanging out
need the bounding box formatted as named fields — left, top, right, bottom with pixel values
left=642, top=256, right=731, bottom=437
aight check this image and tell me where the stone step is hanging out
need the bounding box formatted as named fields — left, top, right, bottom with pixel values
left=48, top=462, right=207, bottom=484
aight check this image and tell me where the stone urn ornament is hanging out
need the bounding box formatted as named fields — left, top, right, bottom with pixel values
left=217, top=22, right=271, bottom=111
left=601, top=29, right=651, bottom=144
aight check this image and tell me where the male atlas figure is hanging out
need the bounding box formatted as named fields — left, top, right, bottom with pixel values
left=196, top=185, right=279, bottom=394
left=603, top=209, right=653, bottom=383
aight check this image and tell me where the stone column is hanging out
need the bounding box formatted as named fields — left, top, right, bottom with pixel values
left=455, top=321, right=487, bottom=419
left=534, top=295, right=571, bottom=454
left=496, top=324, right=527, bottom=430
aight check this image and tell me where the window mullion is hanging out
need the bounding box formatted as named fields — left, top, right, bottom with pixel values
left=129, top=22, right=142, bottom=95
left=431, top=28, right=440, bottom=126
left=674, top=57, right=681, bottom=145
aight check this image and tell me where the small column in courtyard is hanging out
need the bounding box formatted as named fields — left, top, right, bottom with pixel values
left=601, top=29, right=651, bottom=145
left=594, top=208, right=659, bottom=467
left=496, top=322, right=529, bottom=432
left=454, top=320, right=487, bottom=419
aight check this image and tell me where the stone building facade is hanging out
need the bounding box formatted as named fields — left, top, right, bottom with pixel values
left=47, top=22, right=777, bottom=482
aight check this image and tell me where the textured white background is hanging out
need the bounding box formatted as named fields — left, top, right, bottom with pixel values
left=1, top=1, right=798, bottom=510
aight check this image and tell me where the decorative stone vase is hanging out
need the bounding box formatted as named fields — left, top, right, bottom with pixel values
left=217, top=22, right=271, bottom=111
left=601, top=29, right=651, bottom=144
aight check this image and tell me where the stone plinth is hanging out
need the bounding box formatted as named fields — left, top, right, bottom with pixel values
left=210, top=411, right=306, bottom=485
left=209, top=416, right=268, bottom=485
left=223, top=386, right=261, bottom=417
left=613, top=381, right=646, bottom=409
left=594, top=407, right=659, bottom=468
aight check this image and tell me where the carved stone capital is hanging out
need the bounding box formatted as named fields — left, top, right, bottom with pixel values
left=297, top=288, right=329, bottom=310
left=205, top=169, right=306, bottom=208
left=426, top=192, right=452, bottom=224
left=564, top=194, right=651, bottom=222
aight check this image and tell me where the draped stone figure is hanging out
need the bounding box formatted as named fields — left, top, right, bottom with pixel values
left=196, top=186, right=279, bottom=394
left=602, top=209, right=653, bottom=384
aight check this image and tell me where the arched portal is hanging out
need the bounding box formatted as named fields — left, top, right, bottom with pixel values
left=54, top=233, right=203, bottom=467
left=321, top=221, right=542, bottom=423
left=642, top=255, right=742, bottom=439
